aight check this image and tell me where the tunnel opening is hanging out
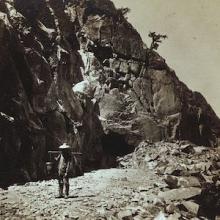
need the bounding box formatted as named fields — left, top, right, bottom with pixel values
left=101, top=131, right=135, bottom=168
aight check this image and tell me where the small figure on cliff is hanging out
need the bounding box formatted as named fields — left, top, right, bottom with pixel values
left=56, top=143, right=72, bottom=198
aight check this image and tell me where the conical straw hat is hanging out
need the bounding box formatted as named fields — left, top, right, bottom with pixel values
left=59, top=143, right=71, bottom=149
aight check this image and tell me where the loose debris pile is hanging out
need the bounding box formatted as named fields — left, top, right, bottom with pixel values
left=118, top=141, right=220, bottom=219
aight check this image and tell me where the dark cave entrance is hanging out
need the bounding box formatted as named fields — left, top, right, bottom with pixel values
left=101, top=131, right=135, bottom=168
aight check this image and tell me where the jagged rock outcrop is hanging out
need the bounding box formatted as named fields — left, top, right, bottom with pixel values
left=0, top=0, right=220, bottom=186
left=0, top=0, right=103, bottom=186
left=71, top=0, right=220, bottom=146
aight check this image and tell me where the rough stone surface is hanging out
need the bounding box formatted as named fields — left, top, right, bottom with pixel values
left=181, top=201, right=199, bottom=216
left=0, top=0, right=220, bottom=189
left=1, top=142, right=220, bottom=219
left=158, top=187, right=202, bottom=202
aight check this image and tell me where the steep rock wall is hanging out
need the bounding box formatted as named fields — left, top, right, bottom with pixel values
left=0, top=0, right=103, bottom=186
left=70, top=0, right=220, bottom=147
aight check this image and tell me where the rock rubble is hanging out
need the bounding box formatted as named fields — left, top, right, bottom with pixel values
left=1, top=0, right=220, bottom=186
left=1, top=141, right=220, bottom=219
left=118, top=141, right=220, bottom=219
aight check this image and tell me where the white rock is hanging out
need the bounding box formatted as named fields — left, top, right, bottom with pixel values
left=0, top=12, right=12, bottom=28
left=0, top=112, right=14, bottom=122
left=72, top=80, right=92, bottom=96
left=154, top=211, right=167, bottom=220
left=181, top=201, right=199, bottom=216
left=37, top=20, right=55, bottom=38
left=158, top=187, right=201, bottom=201
left=177, top=177, right=201, bottom=188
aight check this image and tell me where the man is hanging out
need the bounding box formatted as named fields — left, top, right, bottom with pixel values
left=56, top=143, right=72, bottom=198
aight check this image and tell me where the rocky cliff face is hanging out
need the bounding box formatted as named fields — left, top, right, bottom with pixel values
left=0, top=0, right=219, bottom=186
left=71, top=0, right=220, bottom=145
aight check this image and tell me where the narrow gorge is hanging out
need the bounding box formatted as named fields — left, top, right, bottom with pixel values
left=0, top=0, right=220, bottom=189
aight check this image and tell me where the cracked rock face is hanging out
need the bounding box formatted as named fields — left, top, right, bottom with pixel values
left=0, top=0, right=103, bottom=186
left=0, top=0, right=220, bottom=186
left=73, top=0, right=220, bottom=146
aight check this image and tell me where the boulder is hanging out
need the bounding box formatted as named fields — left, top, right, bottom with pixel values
left=165, top=175, right=201, bottom=189
left=164, top=175, right=178, bottom=189
left=180, top=201, right=199, bottom=216
left=158, top=187, right=201, bottom=201
left=177, top=177, right=201, bottom=188
left=167, top=204, right=180, bottom=215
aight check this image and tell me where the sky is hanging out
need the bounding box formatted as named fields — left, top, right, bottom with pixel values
left=112, top=0, right=220, bottom=117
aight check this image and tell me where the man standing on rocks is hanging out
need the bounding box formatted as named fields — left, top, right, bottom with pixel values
left=56, top=143, right=72, bottom=199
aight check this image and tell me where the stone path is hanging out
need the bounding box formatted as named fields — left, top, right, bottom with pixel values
left=2, top=142, right=220, bottom=219
left=0, top=168, right=163, bottom=219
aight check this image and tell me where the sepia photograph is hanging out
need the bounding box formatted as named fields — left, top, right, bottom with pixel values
left=0, top=0, right=220, bottom=219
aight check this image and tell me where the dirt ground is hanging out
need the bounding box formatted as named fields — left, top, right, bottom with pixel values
left=0, top=168, right=164, bottom=220
left=2, top=142, right=220, bottom=220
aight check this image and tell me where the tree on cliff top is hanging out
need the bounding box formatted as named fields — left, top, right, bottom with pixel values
left=149, top=32, right=167, bottom=51
left=117, top=7, right=130, bottom=19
